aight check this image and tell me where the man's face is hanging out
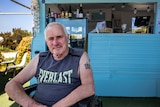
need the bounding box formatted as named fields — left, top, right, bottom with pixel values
left=45, top=25, right=69, bottom=58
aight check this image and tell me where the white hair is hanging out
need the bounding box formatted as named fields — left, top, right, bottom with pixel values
left=44, top=22, right=68, bottom=40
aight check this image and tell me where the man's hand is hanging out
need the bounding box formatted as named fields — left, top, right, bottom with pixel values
left=28, top=101, right=48, bottom=107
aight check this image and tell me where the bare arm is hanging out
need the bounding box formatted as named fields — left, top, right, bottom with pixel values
left=5, top=54, right=47, bottom=107
left=52, top=51, right=95, bottom=107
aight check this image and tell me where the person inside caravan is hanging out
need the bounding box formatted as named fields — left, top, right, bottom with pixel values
left=5, top=22, right=95, bottom=107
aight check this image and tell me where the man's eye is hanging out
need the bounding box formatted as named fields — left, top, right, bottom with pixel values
left=49, top=38, right=54, bottom=40
left=57, top=36, right=62, bottom=39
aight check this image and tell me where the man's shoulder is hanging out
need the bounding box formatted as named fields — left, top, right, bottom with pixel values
left=39, top=51, right=50, bottom=57
left=69, top=48, right=84, bottom=57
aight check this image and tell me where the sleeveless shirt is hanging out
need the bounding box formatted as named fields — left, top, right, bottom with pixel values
left=33, top=48, right=84, bottom=107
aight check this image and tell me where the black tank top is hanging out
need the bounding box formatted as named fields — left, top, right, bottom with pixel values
left=34, top=48, right=84, bottom=107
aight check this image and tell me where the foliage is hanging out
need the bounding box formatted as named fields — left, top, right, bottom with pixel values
left=15, top=36, right=32, bottom=65
left=0, top=37, right=32, bottom=72
left=0, top=28, right=33, bottom=51
left=0, top=47, right=15, bottom=52
left=0, top=29, right=33, bottom=72
left=0, top=51, right=4, bottom=63
left=0, top=51, right=5, bottom=72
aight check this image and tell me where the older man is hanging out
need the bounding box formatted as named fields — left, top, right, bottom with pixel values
left=5, top=22, right=95, bottom=107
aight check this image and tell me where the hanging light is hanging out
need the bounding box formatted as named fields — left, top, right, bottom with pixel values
left=147, top=7, right=151, bottom=12
left=112, top=6, right=115, bottom=11
left=121, top=3, right=125, bottom=8
left=99, top=10, right=103, bottom=15
left=134, top=8, right=137, bottom=14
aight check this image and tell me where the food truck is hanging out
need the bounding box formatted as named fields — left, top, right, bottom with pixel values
left=31, top=0, right=160, bottom=97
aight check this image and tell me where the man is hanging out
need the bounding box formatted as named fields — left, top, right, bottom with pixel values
left=5, top=22, right=95, bottom=107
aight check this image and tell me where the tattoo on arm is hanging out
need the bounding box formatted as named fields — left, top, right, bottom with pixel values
left=84, top=63, right=91, bottom=69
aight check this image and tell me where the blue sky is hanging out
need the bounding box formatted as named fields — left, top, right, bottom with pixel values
left=0, top=0, right=33, bottom=33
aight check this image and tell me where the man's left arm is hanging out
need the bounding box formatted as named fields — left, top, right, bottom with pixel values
left=52, top=51, right=95, bottom=107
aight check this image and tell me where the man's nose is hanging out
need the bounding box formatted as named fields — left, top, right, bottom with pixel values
left=52, top=39, right=58, bottom=45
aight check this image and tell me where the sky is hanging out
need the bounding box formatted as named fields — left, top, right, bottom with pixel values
left=0, top=0, right=33, bottom=33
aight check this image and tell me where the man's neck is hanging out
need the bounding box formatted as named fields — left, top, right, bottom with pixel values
left=53, top=48, right=69, bottom=60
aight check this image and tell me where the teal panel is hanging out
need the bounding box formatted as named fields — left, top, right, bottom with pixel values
left=31, top=33, right=46, bottom=58
left=31, top=0, right=47, bottom=59
left=88, top=33, right=160, bottom=97
left=94, top=79, right=157, bottom=97
left=157, top=80, right=160, bottom=97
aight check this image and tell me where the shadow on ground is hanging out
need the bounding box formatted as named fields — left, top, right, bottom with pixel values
left=0, top=73, right=12, bottom=95
left=100, top=96, right=160, bottom=107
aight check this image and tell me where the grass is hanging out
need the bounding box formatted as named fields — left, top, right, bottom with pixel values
left=0, top=73, right=16, bottom=107
left=0, top=73, right=29, bottom=107
left=0, top=93, right=18, bottom=107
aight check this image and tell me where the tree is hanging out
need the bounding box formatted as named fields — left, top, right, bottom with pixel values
left=0, top=28, right=33, bottom=51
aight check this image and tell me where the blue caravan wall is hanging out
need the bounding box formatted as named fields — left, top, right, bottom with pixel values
left=88, top=33, right=160, bottom=97
left=31, top=0, right=160, bottom=97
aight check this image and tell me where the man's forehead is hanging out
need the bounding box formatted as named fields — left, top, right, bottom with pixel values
left=47, top=26, right=63, bottom=32
left=46, top=30, right=64, bottom=37
left=48, top=25, right=62, bottom=30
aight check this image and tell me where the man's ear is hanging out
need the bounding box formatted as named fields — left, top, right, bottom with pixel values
left=67, top=34, right=70, bottom=40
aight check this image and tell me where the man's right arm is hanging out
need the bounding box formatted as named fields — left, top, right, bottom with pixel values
left=5, top=54, right=47, bottom=107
